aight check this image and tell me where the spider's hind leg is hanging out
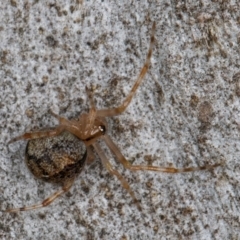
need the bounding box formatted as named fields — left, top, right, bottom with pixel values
left=8, top=111, right=72, bottom=144
left=5, top=178, right=74, bottom=213
left=8, top=125, right=65, bottom=144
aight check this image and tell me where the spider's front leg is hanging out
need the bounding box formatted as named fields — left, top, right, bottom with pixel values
left=96, top=22, right=156, bottom=118
left=103, top=135, right=223, bottom=173
left=92, top=142, right=142, bottom=211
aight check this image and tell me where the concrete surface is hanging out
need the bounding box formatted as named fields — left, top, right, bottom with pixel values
left=0, top=0, right=239, bottom=239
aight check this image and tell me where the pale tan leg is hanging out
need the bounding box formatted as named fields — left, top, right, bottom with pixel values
left=8, top=126, right=65, bottom=144
left=103, top=135, right=222, bottom=173
left=92, top=142, right=142, bottom=210
left=96, top=22, right=156, bottom=117
left=5, top=179, right=74, bottom=213
left=8, top=111, right=74, bottom=144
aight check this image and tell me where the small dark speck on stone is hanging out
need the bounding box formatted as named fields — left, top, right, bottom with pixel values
left=46, top=35, right=58, bottom=47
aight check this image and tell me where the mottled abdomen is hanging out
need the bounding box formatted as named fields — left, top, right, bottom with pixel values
left=25, top=131, right=87, bottom=183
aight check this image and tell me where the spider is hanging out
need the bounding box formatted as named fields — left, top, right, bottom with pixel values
left=5, top=22, right=221, bottom=213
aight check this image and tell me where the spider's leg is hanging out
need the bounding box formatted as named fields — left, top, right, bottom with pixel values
left=96, top=22, right=156, bottom=117
left=49, top=110, right=74, bottom=126
left=8, top=125, right=65, bottom=144
left=5, top=179, right=74, bottom=213
left=8, top=111, right=76, bottom=144
left=92, top=142, right=142, bottom=210
left=103, top=135, right=222, bottom=173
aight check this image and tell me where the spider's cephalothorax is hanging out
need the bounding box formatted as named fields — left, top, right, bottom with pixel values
left=5, top=22, right=221, bottom=213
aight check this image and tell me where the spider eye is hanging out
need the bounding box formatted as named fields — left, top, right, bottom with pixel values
left=99, top=125, right=106, bottom=134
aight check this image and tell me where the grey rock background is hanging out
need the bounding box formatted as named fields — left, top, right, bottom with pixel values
left=0, top=0, right=239, bottom=239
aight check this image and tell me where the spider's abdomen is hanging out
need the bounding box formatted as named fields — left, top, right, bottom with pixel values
left=25, top=131, right=87, bottom=183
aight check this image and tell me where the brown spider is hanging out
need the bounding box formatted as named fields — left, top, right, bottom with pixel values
left=5, top=22, right=221, bottom=213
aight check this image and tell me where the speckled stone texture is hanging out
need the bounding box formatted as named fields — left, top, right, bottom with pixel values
left=0, top=1, right=239, bottom=239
